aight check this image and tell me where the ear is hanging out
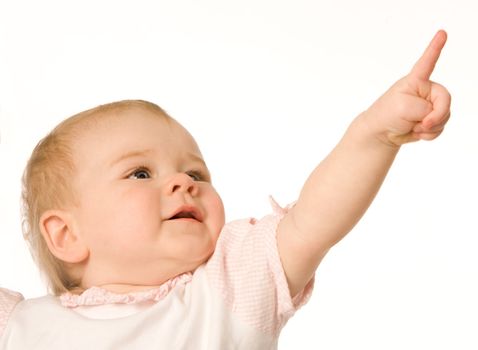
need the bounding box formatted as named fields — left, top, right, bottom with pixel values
left=39, top=210, right=89, bottom=263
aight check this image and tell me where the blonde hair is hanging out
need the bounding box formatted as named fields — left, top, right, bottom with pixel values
left=22, top=100, right=170, bottom=295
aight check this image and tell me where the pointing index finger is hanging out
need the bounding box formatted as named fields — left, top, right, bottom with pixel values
left=410, top=30, right=447, bottom=81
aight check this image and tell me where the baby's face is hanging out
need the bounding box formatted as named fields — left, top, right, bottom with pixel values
left=69, top=108, right=225, bottom=290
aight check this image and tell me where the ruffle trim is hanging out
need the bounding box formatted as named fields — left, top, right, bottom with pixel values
left=60, top=272, right=193, bottom=308
left=269, top=196, right=296, bottom=218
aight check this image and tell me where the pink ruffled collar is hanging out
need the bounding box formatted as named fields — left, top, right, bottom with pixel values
left=60, top=272, right=193, bottom=308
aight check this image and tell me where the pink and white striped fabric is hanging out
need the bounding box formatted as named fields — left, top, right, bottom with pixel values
left=206, top=197, right=314, bottom=337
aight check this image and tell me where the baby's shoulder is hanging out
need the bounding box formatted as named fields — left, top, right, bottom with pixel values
left=221, top=197, right=291, bottom=233
left=0, top=288, right=24, bottom=338
left=0, top=287, right=24, bottom=313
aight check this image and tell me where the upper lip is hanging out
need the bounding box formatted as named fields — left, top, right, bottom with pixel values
left=167, top=205, right=203, bottom=222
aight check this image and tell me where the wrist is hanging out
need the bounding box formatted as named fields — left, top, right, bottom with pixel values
left=353, top=111, right=402, bottom=150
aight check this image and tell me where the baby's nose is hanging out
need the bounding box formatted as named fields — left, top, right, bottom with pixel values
left=165, top=173, right=198, bottom=196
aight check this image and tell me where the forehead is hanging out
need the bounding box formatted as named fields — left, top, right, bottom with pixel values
left=71, top=107, right=202, bottom=165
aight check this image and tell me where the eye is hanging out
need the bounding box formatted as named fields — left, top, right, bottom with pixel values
left=128, top=167, right=151, bottom=180
left=186, top=171, right=205, bottom=182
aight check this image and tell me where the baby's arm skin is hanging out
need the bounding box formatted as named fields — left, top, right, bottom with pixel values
left=277, top=30, right=451, bottom=297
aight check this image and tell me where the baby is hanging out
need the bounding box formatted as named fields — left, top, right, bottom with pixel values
left=0, top=30, right=450, bottom=349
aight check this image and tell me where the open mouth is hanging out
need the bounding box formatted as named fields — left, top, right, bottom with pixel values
left=168, top=207, right=202, bottom=222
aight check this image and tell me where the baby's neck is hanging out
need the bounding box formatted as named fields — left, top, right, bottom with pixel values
left=78, top=260, right=203, bottom=295
left=93, top=283, right=165, bottom=294
left=77, top=270, right=195, bottom=295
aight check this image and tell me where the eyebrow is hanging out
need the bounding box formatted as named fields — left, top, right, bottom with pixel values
left=186, top=152, right=207, bottom=167
left=109, top=150, right=208, bottom=169
left=109, top=149, right=154, bottom=167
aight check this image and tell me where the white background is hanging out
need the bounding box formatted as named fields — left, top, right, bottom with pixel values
left=1, top=1, right=477, bottom=349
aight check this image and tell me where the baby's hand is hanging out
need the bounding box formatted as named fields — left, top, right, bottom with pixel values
left=364, top=30, right=451, bottom=146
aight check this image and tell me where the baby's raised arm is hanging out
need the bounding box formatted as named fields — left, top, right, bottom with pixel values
left=277, top=31, right=451, bottom=297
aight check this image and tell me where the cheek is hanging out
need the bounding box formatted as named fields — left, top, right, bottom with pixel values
left=79, top=186, right=161, bottom=239
left=114, top=187, right=161, bottom=231
left=205, top=191, right=226, bottom=234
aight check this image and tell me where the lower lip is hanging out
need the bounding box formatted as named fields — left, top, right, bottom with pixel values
left=170, top=218, right=200, bottom=222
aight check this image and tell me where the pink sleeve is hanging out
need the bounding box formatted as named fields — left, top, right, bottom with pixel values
left=0, top=288, right=24, bottom=337
left=206, top=197, right=314, bottom=337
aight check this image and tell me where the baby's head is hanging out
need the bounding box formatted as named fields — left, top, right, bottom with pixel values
left=22, top=100, right=225, bottom=295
